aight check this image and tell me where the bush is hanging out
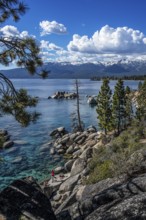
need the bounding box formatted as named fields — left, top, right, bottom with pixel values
left=85, top=160, right=113, bottom=184
left=85, top=121, right=146, bottom=185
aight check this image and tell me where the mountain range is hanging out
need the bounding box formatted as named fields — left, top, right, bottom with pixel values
left=1, top=59, right=146, bottom=79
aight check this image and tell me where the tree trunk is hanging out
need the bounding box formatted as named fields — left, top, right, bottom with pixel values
left=75, top=79, right=83, bottom=131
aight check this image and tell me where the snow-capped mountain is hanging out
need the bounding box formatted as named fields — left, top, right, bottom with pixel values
left=2, top=58, right=146, bottom=79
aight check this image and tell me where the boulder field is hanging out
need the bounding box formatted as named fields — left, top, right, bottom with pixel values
left=1, top=126, right=146, bottom=219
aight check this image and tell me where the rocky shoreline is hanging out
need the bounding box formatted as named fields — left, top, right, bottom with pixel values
left=1, top=125, right=146, bottom=219
left=39, top=125, right=114, bottom=218
left=39, top=125, right=146, bottom=219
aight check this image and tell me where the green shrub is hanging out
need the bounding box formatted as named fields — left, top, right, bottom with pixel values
left=85, top=160, right=113, bottom=184
left=85, top=121, right=146, bottom=185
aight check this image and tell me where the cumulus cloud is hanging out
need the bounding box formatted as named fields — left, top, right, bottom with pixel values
left=68, top=25, right=146, bottom=55
left=0, top=25, right=34, bottom=39
left=0, top=25, right=20, bottom=37
left=40, top=20, right=67, bottom=36
left=40, top=40, right=62, bottom=51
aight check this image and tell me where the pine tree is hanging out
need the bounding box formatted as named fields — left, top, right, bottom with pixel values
left=0, top=0, right=49, bottom=126
left=136, top=79, right=146, bottom=120
left=125, top=86, right=133, bottom=126
left=112, top=79, right=126, bottom=135
left=138, top=81, right=143, bottom=91
left=96, top=78, right=112, bottom=135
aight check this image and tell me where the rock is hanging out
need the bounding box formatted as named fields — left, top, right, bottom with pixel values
left=69, top=133, right=78, bottom=141
left=54, top=166, right=64, bottom=174
left=66, top=145, right=74, bottom=154
left=57, top=127, right=65, bottom=133
left=58, top=149, right=65, bottom=154
left=50, top=148, right=56, bottom=155
left=74, top=134, right=86, bottom=143
left=82, top=167, right=90, bottom=177
left=39, top=145, right=50, bottom=152
left=73, top=149, right=82, bottom=158
left=87, top=97, right=97, bottom=105
left=0, top=177, right=56, bottom=220
left=50, top=129, right=59, bottom=136
left=12, top=156, right=23, bottom=163
left=71, top=158, right=86, bottom=176
left=64, top=159, right=75, bottom=172
left=49, top=91, right=77, bottom=100
left=86, top=139, right=97, bottom=148
left=59, top=136, right=69, bottom=145
left=6, top=146, right=18, bottom=154
left=86, top=133, right=98, bottom=140
left=3, top=134, right=10, bottom=141
left=53, top=193, right=62, bottom=202
left=76, top=177, right=124, bottom=202
left=75, top=185, right=86, bottom=201
left=0, top=129, right=8, bottom=136
left=80, top=199, right=94, bottom=217
left=59, top=174, right=80, bottom=193
left=14, top=140, right=28, bottom=145
left=68, top=202, right=82, bottom=220
left=61, top=191, right=71, bottom=202
left=55, top=190, right=78, bottom=215
left=56, top=210, right=71, bottom=220
left=86, top=125, right=97, bottom=133
left=86, top=191, right=146, bottom=220
left=55, top=144, right=62, bottom=149
left=77, top=136, right=87, bottom=145
left=79, top=147, right=93, bottom=160
left=67, top=174, right=146, bottom=219
left=2, top=140, right=14, bottom=149
left=50, top=127, right=67, bottom=137
left=44, top=181, right=62, bottom=198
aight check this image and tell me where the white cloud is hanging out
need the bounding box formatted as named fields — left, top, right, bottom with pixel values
left=0, top=25, right=20, bottom=37
left=68, top=25, right=146, bottom=55
left=20, top=31, right=29, bottom=38
left=40, top=20, right=67, bottom=36
left=0, top=25, right=34, bottom=39
left=40, top=40, right=62, bottom=51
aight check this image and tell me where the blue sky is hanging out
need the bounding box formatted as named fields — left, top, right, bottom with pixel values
left=2, top=0, right=146, bottom=68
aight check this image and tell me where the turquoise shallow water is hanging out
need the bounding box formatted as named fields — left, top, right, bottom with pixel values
left=0, top=79, right=139, bottom=190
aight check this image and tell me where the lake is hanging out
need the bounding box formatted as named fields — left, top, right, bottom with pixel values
left=0, top=79, right=139, bottom=190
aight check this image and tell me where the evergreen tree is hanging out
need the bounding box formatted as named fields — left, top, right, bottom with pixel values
left=138, top=81, right=143, bottom=91
left=136, top=79, right=146, bottom=120
left=112, top=79, right=126, bottom=135
left=0, top=0, right=49, bottom=126
left=96, top=78, right=112, bottom=134
left=125, top=86, right=131, bottom=95
left=125, top=86, right=133, bottom=126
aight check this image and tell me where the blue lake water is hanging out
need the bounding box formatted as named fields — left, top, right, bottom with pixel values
left=0, top=79, right=139, bottom=190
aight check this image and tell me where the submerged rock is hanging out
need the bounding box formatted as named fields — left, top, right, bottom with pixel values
left=2, top=140, right=14, bottom=149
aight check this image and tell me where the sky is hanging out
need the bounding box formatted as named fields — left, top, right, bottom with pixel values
left=1, top=0, right=146, bottom=69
